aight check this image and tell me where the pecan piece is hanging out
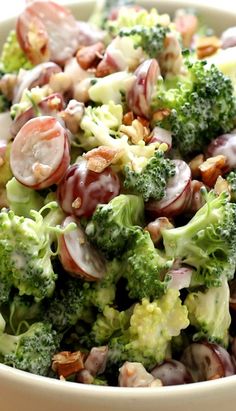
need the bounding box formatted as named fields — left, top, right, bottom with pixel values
left=196, top=36, right=221, bottom=59
left=120, top=119, right=150, bottom=144
left=214, top=175, right=230, bottom=196
left=152, top=108, right=171, bottom=123
left=199, top=155, right=227, bottom=187
left=145, top=217, right=174, bottom=245
left=76, top=42, right=105, bottom=70
left=83, top=146, right=123, bottom=173
left=52, top=351, right=85, bottom=378
left=123, top=111, right=135, bottom=126
left=188, top=154, right=204, bottom=179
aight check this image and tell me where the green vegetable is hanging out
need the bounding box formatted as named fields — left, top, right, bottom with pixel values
left=0, top=202, right=68, bottom=303
left=162, top=190, right=236, bottom=287
left=185, top=277, right=231, bottom=346
left=0, top=94, right=10, bottom=113
left=6, top=177, right=44, bottom=217
left=0, top=322, right=59, bottom=375
left=123, top=229, right=172, bottom=300
left=226, top=170, right=236, bottom=202
left=0, top=30, right=33, bottom=73
left=123, top=149, right=176, bottom=201
left=108, top=289, right=189, bottom=369
left=8, top=294, right=44, bottom=335
left=152, top=60, right=236, bottom=156
left=119, top=24, right=169, bottom=58
left=86, top=194, right=144, bottom=259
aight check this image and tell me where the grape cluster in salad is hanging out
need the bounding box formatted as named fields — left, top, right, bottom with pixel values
left=0, top=0, right=236, bottom=388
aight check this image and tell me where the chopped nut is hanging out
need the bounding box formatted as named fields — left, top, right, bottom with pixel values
left=120, top=119, right=150, bottom=144
left=49, top=72, right=72, bottom=94
left=214, top=175, right=230, bottom=196
left=76, top=42, right=105, bottom=70
left=123, top=111, right=134, bottom=126
left=96, top=59, right=117, bottom=78
left=187, top=180, right=206, bottom=214
left=199, top=155, right=227, bottom=187
left=196, top=36, right=221, bottom=59
left=145, top=217, right=174, bottom=245
left=188, top=154, right=204, bottom=179
left=32, top=162, right=52, bottom=182
left=72, top=197, right=82, bottom=209
left=137, top=116, right=150, bottom=128
left=52, top=351, right=85, bottom=378
left=83, top=146, right=123, bottom=173
left=152, top=108, right=171, bottom=123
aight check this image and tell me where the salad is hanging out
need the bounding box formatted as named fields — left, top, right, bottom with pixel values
left=0, top=0, right=236, bottom=388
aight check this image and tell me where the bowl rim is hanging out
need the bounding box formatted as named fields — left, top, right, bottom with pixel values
left=1, top=0, right=236, bottom=398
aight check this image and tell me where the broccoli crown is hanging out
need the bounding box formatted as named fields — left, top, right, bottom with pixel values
left=0, top=94, right=10, bottom=113
left=123, top=149, right=176, bottom=201
left=91, top=305, right=132, bottom=345
left=46, top=277, right=92, bottom=332
left=6, top=177, right=44, bottom=218
left=119, top=24, right=169, bottom=58
left=152, top=60, right=236, bottom=156
left=0, top=322, right=59, bottom=376
left=184, top=278, right=231, bottom=346
left=226, top=170, right=236, bottom=202
left=108, top=290, right=189, bottom=369
left=123, top=229, right=172, bottom=300
left=8, top=294, right=44, bottom=335
left=0, top=30, right=33, bottom=73
left=85, top=194, right=144, bottom=259
left=162, top=190, right=236, bottom=287
left=0, top=203, right=65, bottom=303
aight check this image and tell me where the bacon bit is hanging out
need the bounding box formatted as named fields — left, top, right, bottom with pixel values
left=196, top=36, right=221, bottom=59
left=174, top=12, right=198, bottom=48
left=214, top=175, right=230, bottom=196
left=32, top=162, right=52, bottom=181
left=76, top=42, right=105, bottom=70
left=123, top=111, right=135, bottom=126
left=188, top=154, right=204, bottom=179
left=199, top=155, right=227, bottom=187
left=152, top=108, right=171, bottom=123
left=72, top=197, right=82, bottom=209
left=95, top=59, right=117, bottom=78
left=52, top=351, right=85, bottom=378
left=83, top=146, right=123, bottom=173
left=120, top=119, right=150, bottom=144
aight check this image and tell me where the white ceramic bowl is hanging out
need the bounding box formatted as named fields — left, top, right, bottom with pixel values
left=1, top=1, right=236, bottom=410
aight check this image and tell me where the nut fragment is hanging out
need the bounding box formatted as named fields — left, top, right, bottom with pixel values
left=145, top=217, right=174, bottom=245
left=96, top=59, right=117, bottom=78
left=196, top=36, right=221, bottom=59
left=76, top=42, right=105, bottom=70
left=214, top=175, right=230, bottom=196
left=152, top=108, right=171, bottom=123
left=52, top=351, right=85, bottom=378
left=188, top=154, right=204, bottom=179
left=120, top=119, right=150, bottom=144
left=198, top=155, right=227, bottom=187
left=123, top=111, right=135, bottom=126
left=83, top=146, right=123, bottom=173
left=32, top=162, right=52, bottom=182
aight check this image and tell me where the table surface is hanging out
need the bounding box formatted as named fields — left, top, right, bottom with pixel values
left=0, top=0, right=234, bottom=21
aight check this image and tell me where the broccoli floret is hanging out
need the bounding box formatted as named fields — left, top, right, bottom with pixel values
left=0, top=94, right=10, bottom=112
left=226, top=170, right=236, bottom=202
left=108, top=289, right=189, bottom=369
left=6, top=177, right=44, bottom=217
left=184, top=278, right=231, bottom=346
left=162, top=190, right=236, bottom=287
left=123, top=229, right=172, bottom=300
left=46, top=277, right=93, bottom=333
left=123, top=149, right=176, bottom=201
left=152, top=60, right=236, bottom=156
left=119, top=24, right=169, bottom=58
left=88, top=72, right=135, bottom=105
left=85, top=194, right=144, bottom=259
left=0, top=202, right=67, bottom=303
left=91, top=305, right=132, bottom=345
left=8, top=294, right=44, bottom=335
left=0, top=313, right=6, bottom=335
left=0, top=30, right=33, bottom=73
left=0, top=322, right=59, bottom=375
